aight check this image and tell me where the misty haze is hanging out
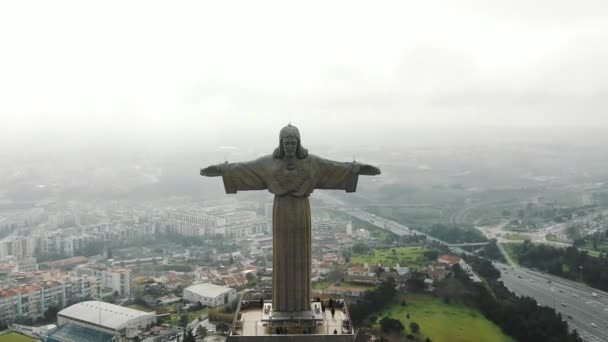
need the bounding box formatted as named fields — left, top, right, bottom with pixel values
left=1, top=1, right=607, bottom=342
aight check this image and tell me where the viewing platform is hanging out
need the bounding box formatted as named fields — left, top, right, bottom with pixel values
left=227, top=298, right=356, bottom=341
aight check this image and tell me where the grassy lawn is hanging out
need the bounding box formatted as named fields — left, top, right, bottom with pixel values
left=374, top=294, right=513, bottom=342
left=500, top=243, right=521, bottom=265
left=312, top=281, right=333, bottom=290
left=504, top=233, right=530, bottom=241
left=351, top=246, right=428, bottom=269
left=338, top=281, right=376, bottom=289
left=583, top=241, right=608, bottom=253
left=166, top=308, right=209, bottom=326
left=0, top=332, right=37, bottom=342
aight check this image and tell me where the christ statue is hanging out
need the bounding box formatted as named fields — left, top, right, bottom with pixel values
left=200, top=124, right=381, bottom=313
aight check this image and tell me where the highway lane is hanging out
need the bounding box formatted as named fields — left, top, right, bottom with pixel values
left=498, top=263, right=608, bottom=341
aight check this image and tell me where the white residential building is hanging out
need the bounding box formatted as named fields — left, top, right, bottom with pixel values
left=76, top=265, right=132, bottom=297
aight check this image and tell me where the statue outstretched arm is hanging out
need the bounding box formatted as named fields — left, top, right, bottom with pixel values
left=358, top=163, right=381, bottom=176
left=200, top=163, right=227, bottom=177
left=200, top=158, right=268, bottom=194
left=314, top=156, right=380, bottom=192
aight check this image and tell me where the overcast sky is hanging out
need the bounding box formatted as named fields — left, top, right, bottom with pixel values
left=1, top=1, right=607, bottom=153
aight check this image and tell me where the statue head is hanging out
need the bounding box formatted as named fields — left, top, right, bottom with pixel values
left=273, top=124, right=309, bottom=159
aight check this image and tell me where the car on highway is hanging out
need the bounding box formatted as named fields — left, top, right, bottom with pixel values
left=567, top=315, right=573, bottom=319
left=591, top=323, right=597, bottom=328
left=561, top=303, right=567, bottom=307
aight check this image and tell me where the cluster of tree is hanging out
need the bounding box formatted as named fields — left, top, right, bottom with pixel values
left=348, top=277, right=397, bottom=325
left=183, top=328, right=196, bottom=342
left=577, top=229, right=608, bottom=252
left=352, top=241, right=370, bottom=255
left=513, top=241, right=608, bottom=291
left=208, top=299, right=240, bottom=325
left=424, top=224, right=487, bottom=243
left=379, top=316, right=404, bottom=334
left=460, top=255, right=582, bottom=342
left=476, top=239, right=506, bottom=262
left=398, top=233, right=427, bottom=245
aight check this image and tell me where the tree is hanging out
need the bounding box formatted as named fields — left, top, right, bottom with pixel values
left=198, top=326, right=207, bottom=338
left=216, top=322, right=230, bottom=334
left=423, top=250, right=439, bottom=260
left=379, top=317, right=404, bottom=334
left=409, top=321, right=420, bottom=334
left=352, top=241, right=369, bottom=255
left=180, top=314, right=189, bottom=327
left=183, top=328, right=196, bottom=342
left=43, top=306, right=60, bottom=323
left=342, top=249, right=351, bottom=263
left=374, top=266, right=385, bottom=278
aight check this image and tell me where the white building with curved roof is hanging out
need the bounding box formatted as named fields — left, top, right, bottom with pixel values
left=57, top=301, right=156, bottom=335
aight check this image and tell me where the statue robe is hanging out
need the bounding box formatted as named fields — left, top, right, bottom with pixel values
left=220, top=154, right=361, bottom=312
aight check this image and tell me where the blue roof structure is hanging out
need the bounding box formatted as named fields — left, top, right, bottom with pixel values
left=46, top=323, right=117, bottom=342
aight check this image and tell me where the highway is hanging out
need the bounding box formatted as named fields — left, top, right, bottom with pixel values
left=497, top=262, right=608, bottom=342
left=336, top=206, right=608, bottom=341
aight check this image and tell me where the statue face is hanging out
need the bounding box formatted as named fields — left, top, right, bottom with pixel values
left=282, top=137, right=298, bottom=158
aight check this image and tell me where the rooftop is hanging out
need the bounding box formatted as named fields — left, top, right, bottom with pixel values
left=437, top=255, right=461, bottom=265
left=58, top=301, right=155, bottom=331
left=186, top=283, right=235, bottom=297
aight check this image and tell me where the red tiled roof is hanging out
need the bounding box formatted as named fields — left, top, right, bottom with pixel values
left=437, top=255, right=461, bottom=265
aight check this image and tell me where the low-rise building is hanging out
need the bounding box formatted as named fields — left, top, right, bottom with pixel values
left=183, top=283, right=237, bottom=307
left=52, top=301, right=156, bottom=341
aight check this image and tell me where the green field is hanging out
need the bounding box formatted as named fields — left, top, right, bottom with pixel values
left=374, top=294, right=513, bottom=342
left=350, top=246, right=428, bottom=268
left=0, top=332, right=37, bottom=342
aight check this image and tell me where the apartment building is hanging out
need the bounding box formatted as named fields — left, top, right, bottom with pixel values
left=0, top=275, right=99, bottom=325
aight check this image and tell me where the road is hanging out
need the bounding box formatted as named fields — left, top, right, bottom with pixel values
left=497, top=262, right=608, bottom=342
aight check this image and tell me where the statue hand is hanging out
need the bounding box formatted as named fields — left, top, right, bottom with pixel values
left=200, top=164, right=224, bottom=177
left=359, top=164, right=381, bottom=176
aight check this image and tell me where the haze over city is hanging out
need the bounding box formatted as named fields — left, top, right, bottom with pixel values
left=1, top=1, right=608, bottom=342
